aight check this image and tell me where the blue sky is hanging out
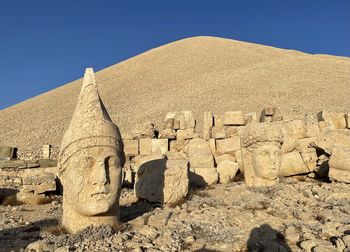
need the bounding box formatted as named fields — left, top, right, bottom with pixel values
left=0, top=0, right=349, bottom=109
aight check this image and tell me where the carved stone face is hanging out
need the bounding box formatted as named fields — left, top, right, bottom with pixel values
left=62, top=146, right=122, bottom=216
left=251, top=143, right=281, bottom=180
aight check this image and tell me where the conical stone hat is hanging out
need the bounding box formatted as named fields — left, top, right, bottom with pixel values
left=58, top=68, right=123, bottom=175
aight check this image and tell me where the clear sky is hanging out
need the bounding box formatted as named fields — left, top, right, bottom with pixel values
left=0, top=0, right=349, bottom=109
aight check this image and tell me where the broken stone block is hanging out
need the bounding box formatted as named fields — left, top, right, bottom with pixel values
left=38, top=159, right=58, bottom=168
left=139, top=138, right=152, bottom=155
left=235, top=149, right=244, bottom=173
left=151, top=139, right=168, bottom=155
left=189, top=167, right=218, bottom=186
left=280, top=119, right=307, bottom=139
left=318, top=111, right=346, bottom=129
left=245, top=112, right=258, bottom=124
left=216, top=136, right=241, bottom=155
left=280, top=151, right=310, bottom=176
left=165, top=151, right=187, bottom=160
left=184, top=138, right=214, bottom=168
left=329, top=145, right=350, bottom=183
left=158, top=129, right=176, bottom=140
left=217, top=160, right=239, bottom=184
left=176, top=111, right=195, bottom=130
left=123, top=140, right=139, bottom=156
left=223, top=111, right=245, bottom=126
left=224, top=126, right=238, bottom=138
left=0, top=146, right=17, bottom=160
left=135, top=158, right=189, bottom=205
left=300, top=148, right=317, bottom=171
left=208, top=139, right=216, bottom=154
left=215, top=154, right=236, bottom=164
left=131, top=122, right=156, bottom=139
left=313, top=130, right=350, bottom=155
left=305, top=114, right=321, bottom=137
left=203, top=111, right=213, bottom=140
left=211, top=126, right=226, bottom=139
left=169, top=140, right=189, bottom=152
left=272, top=107, right=283, bottom=121
left=177, top=128, right=195, bottom=140
left=164, top=118, right=174, bottom=129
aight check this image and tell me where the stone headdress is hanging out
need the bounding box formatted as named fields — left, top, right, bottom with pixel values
left=58, top=68, right=124, bottom=175
left=240, top=122, right=283, bottom=150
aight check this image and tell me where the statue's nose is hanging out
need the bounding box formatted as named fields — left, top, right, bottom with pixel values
left=91, top=160, right=108, bottom=185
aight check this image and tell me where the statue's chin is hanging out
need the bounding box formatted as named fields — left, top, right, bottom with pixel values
left=77, top=202, right=112, bottom=216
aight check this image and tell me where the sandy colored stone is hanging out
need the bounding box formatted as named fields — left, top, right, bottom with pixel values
left=169, top=139, right=189, bottom=152
left=305, top=113, right=321, bottom=137
left=279, top=119, right=307, bottom=139
left=280, top=151, right=310, bottom=176
left=329, top=145, right=350, bottom=183
left=58, top=68, right=125, bottom=234
left=139, top=138, right=152, bottom=155
left=217, top=160, right=239, bottom=184
left=215, top=154, right=236, bottom=164
left=216, top=136, right=241, bottom=155
left=123, top=139, right=139, bottom=156
left=223, top=111, right=245, bottom=126
left=151, top=139, right=168, bottom=155
left=203, top=111, right=213, bottom=140
left=319, top=111, right=346, bottom=129
left=175, top=111, right=195, bottom=130
left=177, top=128, right=195, bottom=140
left=189, top=167, right=218, bottom=186
left=158, top=129, right=176, bottom=140
left=245, top=112, right=258, bottom=124
left=313, top=130, right=350, bottom=154
left=241, top=122, right=283, bottom=187
left=211, top=126, right=226, bottom=139
left=185, top=138, right=214, bottom=168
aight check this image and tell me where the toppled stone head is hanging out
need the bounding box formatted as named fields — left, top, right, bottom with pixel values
left=58, top=68, right=125, bottom=233
left=241, top=123, right=283, bottom=187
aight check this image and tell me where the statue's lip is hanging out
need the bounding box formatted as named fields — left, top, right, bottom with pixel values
left=91, top=192, right=110, bottom=197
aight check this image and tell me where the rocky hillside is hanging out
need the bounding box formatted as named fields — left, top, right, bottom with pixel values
left=0, top=36, right=349, bottom=150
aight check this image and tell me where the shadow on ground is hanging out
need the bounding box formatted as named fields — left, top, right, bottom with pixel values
left=0, top=218, right=58, bottom=252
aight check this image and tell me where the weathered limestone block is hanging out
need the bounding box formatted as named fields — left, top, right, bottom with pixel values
left=0, top=146, right=17, bottom=160
left=217, top=160, right=239, bottom=184
left=280, top=119, right=307, bottom=139
left=176, top=111, right=195, bottom=130
left=38, top=159, right=57, bottom=168
left=139, top=138, right=152, bottom=155
left=329, top=145, right=350, bottom=183
left=131, top=122, right=156, bottom=139
left=151, top=139, right=168, bottom=155
left=190, top=167, right=218, bottom=186
left=122, top=163, right=133, bottom=187
left=135, top=158, right=189, bottom=205
left=214, top=115, right=224, bottom=126
left=346, top=114, right=350, bottom=129
left=169, top=140, right=189, bottom=152
left=216, top=136, right=241, bottom=155
left=305, top=114, right=321, bottom=137
left=177, top=128, right=195, bottom=140
left=184, top=138, right=214, bottom=168
left=215, top=154, right=236, bottom=164
left=165, top=151, right=187, bottom=160
left=245, top=112, right=258, bottom=124
left=208, top=139, right=216, bottom=154
left=313, top=130, right=350, bottom=154
left=319, top=111, right=346, bottom=129
left=123, top=140, right=139, bottom=156
left=164, top=118, right=174, bottom=129
left=58, top=68, right=125, bottom=234
left=158, top=129, right=176, bottom=140
left=241, top=122, right=283, bottom=187
left=224, top=126, right=238, bottom=138
left=300, top=148, right=317, bottom=171
left=260, top=108, right=273, bottom=122
left=134, top=150, right=164, bottom=173
left=280, top=151, right=310, bottom=176
left=203, top=111, right=213, bottom=140
left=211, top=126, right=226, bottom=139
left=42, top=144, right=51, bottom=159
left=223, top=111, right=245, bottom=126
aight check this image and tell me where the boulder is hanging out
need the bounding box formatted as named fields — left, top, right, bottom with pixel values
left=217, top=160, right=239, bottom=184
left=189, top=167, right=218, bottom=186
left=135, top=158, right=189, bottom=205
left=329, top=145, right=350, bottom=183
left=280, top=151, right=310, bottom=176
left=184, top=138, right=214, bottom=168
left=216, top=136, right=241, bottom=155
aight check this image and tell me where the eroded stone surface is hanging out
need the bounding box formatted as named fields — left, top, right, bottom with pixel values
left=58, top=68, right=125, bottom=233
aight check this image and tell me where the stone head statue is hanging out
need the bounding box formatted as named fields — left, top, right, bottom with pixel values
left=241, top=123, right=283, bottom=187
left=58, top=68, right=125, bottom=233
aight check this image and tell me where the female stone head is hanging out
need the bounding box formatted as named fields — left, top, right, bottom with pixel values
left=241, top=123, right=283, bottom=187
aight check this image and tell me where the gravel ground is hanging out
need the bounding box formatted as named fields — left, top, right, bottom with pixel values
left=0, top=36, right=349, bottom=152
left=1, top=177, right=349, bottom=251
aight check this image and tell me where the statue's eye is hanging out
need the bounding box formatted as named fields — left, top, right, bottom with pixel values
left=106, top=156, right=119, bottom=168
